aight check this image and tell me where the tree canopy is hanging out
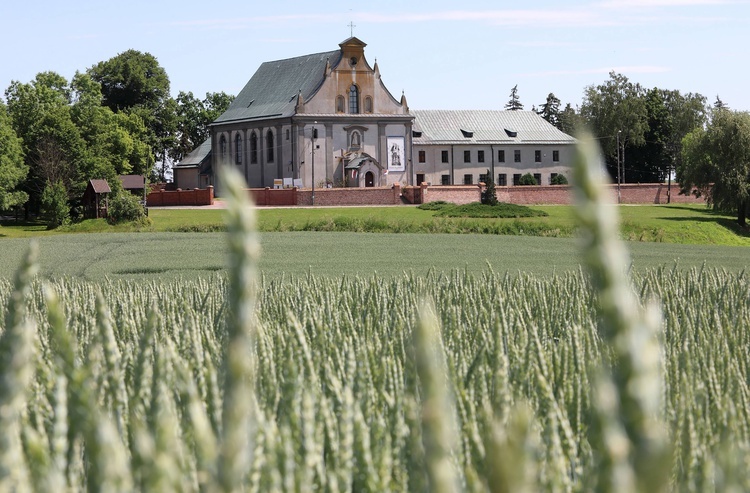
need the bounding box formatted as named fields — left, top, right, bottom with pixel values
left=0, top=102, right=28, bottom=211
left=538, top=93, right=561, bottom=128
left=679, top=108, right=750, bottom=227
left=88, top=50, right=175, bottom=181
left=172, top=90, right=234, bottom=162
left=581, top=72, right=648, bottom=183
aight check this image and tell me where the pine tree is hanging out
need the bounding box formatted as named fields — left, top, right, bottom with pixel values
left=713, top=95, right=728, bottom=110
left=504, top=85, right=524, bottom=111
left=538, top=93, right=561, bottom=127
left=482, top=169, right=498, bottom=205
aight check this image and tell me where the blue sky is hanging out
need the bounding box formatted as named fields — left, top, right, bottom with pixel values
left=2, top=0, right=748, bottom=112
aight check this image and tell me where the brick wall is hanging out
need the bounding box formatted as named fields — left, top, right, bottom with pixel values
left=147, top=186, right=214, bottom=206
left=296, top=185, right=402, bottom=206
left=499, top=183, right=705, bottom=205
left=247, top=188, right=298, bottom=206
left=422, top=185, right=482, bottom=205
left=401, top=186, right=423, bottom=204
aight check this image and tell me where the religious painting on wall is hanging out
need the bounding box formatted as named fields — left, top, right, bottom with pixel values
left=387, top=136, right=405, bottom=172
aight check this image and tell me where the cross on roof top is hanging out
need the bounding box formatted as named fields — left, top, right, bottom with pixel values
left=348, top=21, right=356, bottom=37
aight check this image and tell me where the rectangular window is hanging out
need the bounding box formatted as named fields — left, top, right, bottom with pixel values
left=498, top=173, right=507, bottom=186
left=478, top=150, right=485, bottom=163
left=441, top=174, right=450, bottom=185
left=514, top=150, right=521, bottom=163
left=416, top=173, right=425, bottom=185
left=441, top=150, right=449, bottom=163
left=498, top=150, right=505, bottom=162
left=513, top=173, right=521, bottom=186
left=535, top=150, right=542, bottom=163
left=479, top=173, right=489, bottom=184
left=464, top=150, right=471, bottom=163
left=534, top=173, right=542, bottom=185
left=553, top=150, right=560, bottom=162
left=418, top=150, right=426, bottom=163
left=464, top=174, right=473, bottom=185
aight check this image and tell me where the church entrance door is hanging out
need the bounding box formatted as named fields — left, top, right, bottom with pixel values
left=365, top=171, right=374, bottom=187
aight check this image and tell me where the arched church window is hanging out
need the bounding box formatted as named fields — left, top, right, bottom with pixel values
left=349, top=84, right=359, bottom=114
left=364, top=96, right=372, bottom=113
left=235, top=134, right=242, bottom=164
left=219, top=135, right=227, bottom=159
left=336, top=95, right=345, bottom=113
left=250, top=132, right=258, bottom=164
left=266, top=130, right=274, bottom=162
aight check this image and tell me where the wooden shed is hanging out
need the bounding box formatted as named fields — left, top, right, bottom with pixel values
left=118, top=174, right=146, bottom=195
left=83, top=179, right=111, bottom=218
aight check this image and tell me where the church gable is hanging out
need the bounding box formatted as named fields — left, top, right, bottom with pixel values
left=302, top=37, right=407, bottom=116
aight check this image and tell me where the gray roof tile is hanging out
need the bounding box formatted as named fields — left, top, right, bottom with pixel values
left=412, top=110, right=576, bottom=145
left=214, top=50, right=342, bottom=124
left=176, top=139, right=212, bottom=166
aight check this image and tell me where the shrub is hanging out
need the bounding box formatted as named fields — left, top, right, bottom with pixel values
left=108, top=192, right=149, bottom=225
left=433, top=202, right=548, bottom=218
left=551, top=173, right=569, bottom=185
left=41, top=179, right=70, bottom=229
left=518, top=173, right=538, bottom=186
left=418, top=201, right=452, bottom=211
left=482, top=170, right=498, bottom=205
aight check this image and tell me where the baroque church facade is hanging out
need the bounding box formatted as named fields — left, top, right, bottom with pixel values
left=173, top=37, right=576, bottom=193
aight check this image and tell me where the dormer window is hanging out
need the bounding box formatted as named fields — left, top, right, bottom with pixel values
left=460, top=129, right=473, bottom=138
left=505, top=128, right=518, bottom=138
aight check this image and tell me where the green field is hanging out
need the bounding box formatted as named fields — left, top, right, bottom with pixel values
left=1, top=237, right=748, bottom=491
left=1, top=166, right=749, bottom=490
left=0, top=231, right=747, bottom=281
left=2, top=203, right=749, bottom=246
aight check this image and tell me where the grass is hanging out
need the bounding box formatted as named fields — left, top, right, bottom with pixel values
left=428, top=201, right=549, bottom=218
left=1, top=203, right=748, bottom=245
left=0, top=231, right=746, bottom=281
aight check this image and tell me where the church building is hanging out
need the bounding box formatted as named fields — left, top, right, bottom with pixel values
left=173, top=37, right=576, bottom=193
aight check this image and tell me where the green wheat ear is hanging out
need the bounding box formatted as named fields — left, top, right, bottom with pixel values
left=414, top=300, right=459, bottom=493
left=217, top=166, right=259, bottom=492
left=0, top=242, right=38, bottom=491
left=572, top=136, right=671, bottom=493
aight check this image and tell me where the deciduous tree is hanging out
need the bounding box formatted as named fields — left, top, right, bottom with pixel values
left=0, top=102, right=28, bottom=211
left=88, top=50, right=175, bottom=179
left=679, top=108, right=750, bottom=227
left=581, top=72, right=648, bottom=183
left=173, top=90, right=234, bottom=162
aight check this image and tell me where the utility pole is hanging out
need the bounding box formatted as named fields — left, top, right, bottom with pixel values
left=616, top=130, right=622, bottom=203
left=311, top=124, right=318, bottom=206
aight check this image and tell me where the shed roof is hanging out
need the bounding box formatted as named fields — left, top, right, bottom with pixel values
left=412, top=110, right=576, bottom=145
left=88, top=179, right=111, bottom=194
left=175, top=139, right=212, bottom=167
left=118, top=174, right=145, bottom=190
left=214, top=49, right=342, bottom=124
